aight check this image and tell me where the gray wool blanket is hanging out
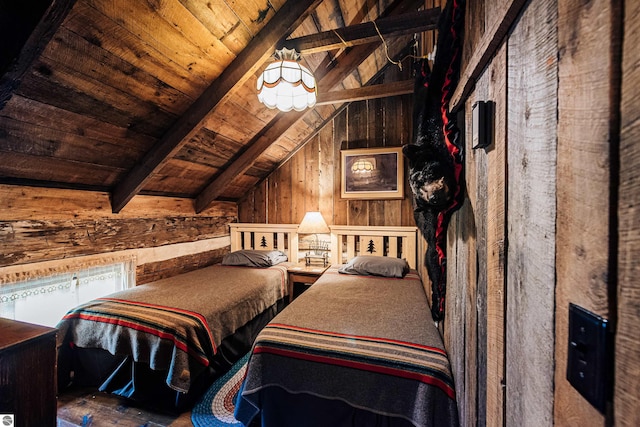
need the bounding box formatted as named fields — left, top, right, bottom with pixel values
left=57, top=263, right=288, bottom=393
left=236, top=267, right=459, bottom=427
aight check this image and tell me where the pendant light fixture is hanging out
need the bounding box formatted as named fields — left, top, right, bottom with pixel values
left=256, top=47, right=317, bottom=112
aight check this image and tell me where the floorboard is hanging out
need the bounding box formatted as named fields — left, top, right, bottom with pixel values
left=57, top=387, right=194, bottom=427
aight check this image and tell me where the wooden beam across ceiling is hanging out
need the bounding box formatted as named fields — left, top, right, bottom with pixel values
left=315, top=79, right=414, bottom=105
left=288, top=8, right=440, bottom=55
left=194, top=0, right=425, bottom=213
left=109, top=0, right=324, bottom=213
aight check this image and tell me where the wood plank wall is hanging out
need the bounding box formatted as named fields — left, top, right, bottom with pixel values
left=444, top=0, right=634, bottom=426
left=554, top=0, right=621, bottom=424
left=0, top=185, right=237, bottom=283
left=616, top=1, right=640, bottom=425
left=238, top=66, right=416, bottom=230
left=506, top=1, right=557, bottom=425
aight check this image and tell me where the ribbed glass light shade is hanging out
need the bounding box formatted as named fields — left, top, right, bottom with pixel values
left=257, top=48, right=317, bottom=112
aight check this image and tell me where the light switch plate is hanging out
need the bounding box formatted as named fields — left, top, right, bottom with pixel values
left=471, top=101, right=493, bottom=149
left=567, top=303, right=610, bottom=413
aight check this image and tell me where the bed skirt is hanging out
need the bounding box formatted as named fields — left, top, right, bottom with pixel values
left=57, top=299, right=285, bottom=413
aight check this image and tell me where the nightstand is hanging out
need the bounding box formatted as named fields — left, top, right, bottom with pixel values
left=0, top=318, right=57, bottom=426
left=287, top=264, right=330, bottom=302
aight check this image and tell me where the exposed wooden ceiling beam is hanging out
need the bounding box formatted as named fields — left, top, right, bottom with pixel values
left=109, top=0, right=323, bottom=213
left=287, top=8, right=440, bottom=55
left=315, top=79, right=414, bottom=105
left=194, top=0, right=424, bottom=213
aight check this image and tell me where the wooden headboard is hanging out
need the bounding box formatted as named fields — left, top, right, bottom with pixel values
left=329, top=225, right=418, bottom=269
left=228, top=223, right=299, bottom=262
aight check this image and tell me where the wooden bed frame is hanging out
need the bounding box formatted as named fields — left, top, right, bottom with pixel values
left=229, top=223, right=299, bottom=261
left=234, top=224, right=457, bottom=427
left=329, top=225, right=418, bottom=269
left=229, top=223, right=418, bottom=269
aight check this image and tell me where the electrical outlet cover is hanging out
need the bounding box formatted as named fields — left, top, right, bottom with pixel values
left=566, top=303, right=610, bottom=413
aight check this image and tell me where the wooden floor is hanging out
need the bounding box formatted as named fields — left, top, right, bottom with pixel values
left=57, top=387, right=194, bottom=427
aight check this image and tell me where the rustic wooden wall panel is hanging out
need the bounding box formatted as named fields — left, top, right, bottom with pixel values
left=555, top=0, right=618, bottom=425
left=332, top=111, right=349, bottom=226
left=461, top=91, right=482, bottom=427
left=506, top=0, right=557, bottom=425
left=471, top=116, right=486, bottom=427
left=483, top=45, right=507, bottom=427
left=0, top=185, right=237, bottom=271
left=346, top=100, right=369, bottom=226
left=291, top=145, right=306, bottom=223
left=616, top=0, right=640, bottom=424
left=136, top=247, right=228, bottom=285
left=445, top=191, right=475, bottom=427
left=318, top=124, right=335, bottom=223
left=238, top=94, right=414, bottom=229
left=441, top=13, right=508, bottom=427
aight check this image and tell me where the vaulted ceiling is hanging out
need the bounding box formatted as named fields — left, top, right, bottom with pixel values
left=0, top=0, right=439, bottom=213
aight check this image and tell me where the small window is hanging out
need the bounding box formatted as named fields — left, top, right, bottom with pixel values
left=0, top=261, right=134, bottom=327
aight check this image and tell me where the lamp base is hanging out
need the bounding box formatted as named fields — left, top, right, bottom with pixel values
left=304, top=252, right=329, bottom=267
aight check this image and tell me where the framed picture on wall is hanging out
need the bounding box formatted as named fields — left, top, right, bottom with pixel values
left=340, top=146, right=404, bottom=200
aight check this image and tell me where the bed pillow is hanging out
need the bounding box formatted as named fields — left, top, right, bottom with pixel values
left=221, top=250, right=288, bottom=267
left=338, top=255, right=410, bottom=278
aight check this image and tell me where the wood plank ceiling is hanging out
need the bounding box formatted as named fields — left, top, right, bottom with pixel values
left=0, top=0, right=439, bottom=213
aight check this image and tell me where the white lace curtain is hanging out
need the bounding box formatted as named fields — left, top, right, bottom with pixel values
left=0, top=256, right=135, bottom=327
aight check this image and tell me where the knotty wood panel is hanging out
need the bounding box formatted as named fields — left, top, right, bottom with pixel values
left=462, top=97, right=480, bottom=427
left=291, top=144, right=306, bottom=223
left=506, top=1, right=557, bottom=425
left=0, top=185, right=237, bottom=268
left=555, top=0, right=620, bottom=425
left=1, top=216, right=231, bottom=267
left=447, top=194, right=476, bottom=426
left=616, top=0, right=640, bottom=424
left=484, top=45, right=507, bottom=427
left=445, top=43, right=507, bottom=427
left=136, top=247, right=228, bottom=285
left=64, top=1, right=207, bottom=96
left=318, top=124, right=335, bottom=223
left=240, top=93, right=414, bottom=229
left=332, top=110, right=349, bottom=226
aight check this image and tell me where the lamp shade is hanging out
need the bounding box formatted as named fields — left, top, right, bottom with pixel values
left=298, top=211, right=330, bottom=234
left=351, top=157, right=376, bottom=174
left=257, top=48, right=317, bottom=112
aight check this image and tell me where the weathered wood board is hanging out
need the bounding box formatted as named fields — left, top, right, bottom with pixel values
left=554, top=0, right=620, bottom=425
left=616, top=0, right=640, bottom=425
left=239, top=93, right=414, bottom=228
left=506, top=0, right=557, bottom=426
left=0, top=185, right=237, bottom=268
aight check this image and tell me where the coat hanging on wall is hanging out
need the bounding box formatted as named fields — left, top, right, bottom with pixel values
left=403, top=0, right=465, bottom=321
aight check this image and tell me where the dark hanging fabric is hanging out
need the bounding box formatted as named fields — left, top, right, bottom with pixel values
left=403, top=0, right=465, bottom=321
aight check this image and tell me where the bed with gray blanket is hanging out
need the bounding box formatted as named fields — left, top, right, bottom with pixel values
left=56, top=224, right=297, bottom=413
left=235, top=226, right=459, bottom=427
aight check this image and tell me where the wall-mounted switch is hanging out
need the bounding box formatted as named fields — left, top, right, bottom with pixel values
left=471, top=100, right=493, bottom=149
left=567, top=303, right=610, bottom=413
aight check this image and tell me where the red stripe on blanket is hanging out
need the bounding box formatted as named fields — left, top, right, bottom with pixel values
left=63, top=312, right=211, bottom=366
left=266, top=323, right=448, bottom=356
left=97, top=297, right=216, bottom=350
left=253, top=346, right=455, bottom=400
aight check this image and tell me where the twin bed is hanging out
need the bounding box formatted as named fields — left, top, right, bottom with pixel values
left=56, top=224, right=458, bottom=426
left=56, top=224, right=297, bottom=411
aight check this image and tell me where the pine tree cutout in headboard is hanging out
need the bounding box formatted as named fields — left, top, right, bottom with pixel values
left=366, top=239, right=376, bottom=254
